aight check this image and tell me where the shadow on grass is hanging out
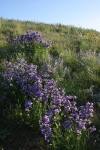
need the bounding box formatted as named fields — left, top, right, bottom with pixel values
left=0, top=121, right=48, bottom=150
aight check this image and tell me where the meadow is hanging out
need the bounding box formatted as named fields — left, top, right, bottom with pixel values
left=0, top=18, right=100, bottom=150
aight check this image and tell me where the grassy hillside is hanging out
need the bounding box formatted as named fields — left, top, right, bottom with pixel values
left=0, top=18, right=100, bottom=95
left=1, top=17, right=100, bottom=53
left=0, top=18, right=100, bottom=150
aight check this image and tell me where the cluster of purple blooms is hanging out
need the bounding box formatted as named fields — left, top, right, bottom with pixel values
left=6, top=31, right=50, bottom=48
left=71, top=102, right=96, bottom=134
left=18, top=31, right=50, bottom=48
left=39, top=115, right=52, bottom=142
left=25, top=99, right=33, bottom=111
left=3, top=58, right=96, bottom=142
left=3, top=58, right=42, bottom=99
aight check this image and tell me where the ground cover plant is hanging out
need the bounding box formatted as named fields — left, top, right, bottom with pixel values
left=0, top=57, right=97, bottom=150
left=0, top=18, right=100, bottom=150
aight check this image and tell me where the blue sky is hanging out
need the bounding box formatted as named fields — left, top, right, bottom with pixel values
left=0, top=0, right=100, bottom=31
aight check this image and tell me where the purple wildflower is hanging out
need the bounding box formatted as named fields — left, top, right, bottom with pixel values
left=40, top=115, right=51, bottom=142
left=89, top=126, right=96, bottom=133
left=19, top=31, right=50, bottom=47
left=25, top=100, right=33, bottom=111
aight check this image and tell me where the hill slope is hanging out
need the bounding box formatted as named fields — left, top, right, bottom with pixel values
left=0, top=17, right=100, bottom=53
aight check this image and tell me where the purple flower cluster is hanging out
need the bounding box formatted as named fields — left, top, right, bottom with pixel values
left=3, top=58, right=44, bottom=101
left=2, top=58, right=96, bottom=143
left=19, top=31, right=50, bottom=48
left=71, top=102, right=95, bottom=135
left=39, top=80, right=79, bottom=141
left=89, top=126, right=96, bottom=133
left=25, top=100, right=33, bottom=111
left=5, top=30, right=50, bottom=48
left=39, top=84, right=95, bottom=141
left=40, top=115, right=52, bottom=142
left=6, top=30, right=50, bottom=48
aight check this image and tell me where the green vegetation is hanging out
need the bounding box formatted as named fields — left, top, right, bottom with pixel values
left=0, top=18, right=100, bottom=150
